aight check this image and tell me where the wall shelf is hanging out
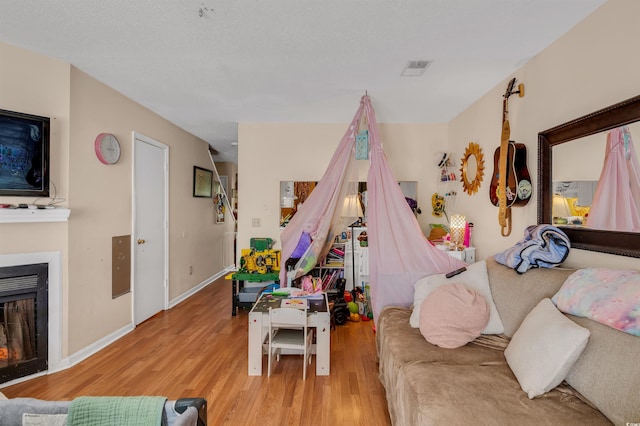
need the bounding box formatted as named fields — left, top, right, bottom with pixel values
left=0, top=207, right=70, bottom=224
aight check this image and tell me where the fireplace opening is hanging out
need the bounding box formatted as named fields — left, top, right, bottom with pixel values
left=0, top=263, right=48, bottom=384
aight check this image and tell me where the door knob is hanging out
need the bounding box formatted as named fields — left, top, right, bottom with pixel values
left=137, top=239, right=146, bottom=245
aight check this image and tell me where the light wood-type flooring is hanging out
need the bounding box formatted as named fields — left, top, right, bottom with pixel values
left=2, top=276, right=392, bottom=425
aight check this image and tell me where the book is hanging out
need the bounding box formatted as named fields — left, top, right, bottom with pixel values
left=281, top=298, right=307, bottom=309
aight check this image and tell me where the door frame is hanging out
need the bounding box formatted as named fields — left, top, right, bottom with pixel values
left=131, top=131, right=169, bottom=325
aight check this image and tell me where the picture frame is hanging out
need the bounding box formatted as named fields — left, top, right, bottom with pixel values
left=193, top=166, right=213, bottom=198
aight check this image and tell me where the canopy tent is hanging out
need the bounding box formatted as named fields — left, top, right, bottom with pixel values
left=280, top=95, right=465, bottom=317
left=586, top=126, right=640, bottom=232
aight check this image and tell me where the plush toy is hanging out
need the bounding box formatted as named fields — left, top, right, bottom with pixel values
left=291, top=232, right=311, bottom=257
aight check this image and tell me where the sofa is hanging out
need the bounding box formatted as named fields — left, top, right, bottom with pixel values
left=376, top=257, right=640, bottom=425
left=0, top=394, right=207, bottom=426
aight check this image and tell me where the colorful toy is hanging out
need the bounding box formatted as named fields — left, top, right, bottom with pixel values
left=239, top=248, right=281, bottom=274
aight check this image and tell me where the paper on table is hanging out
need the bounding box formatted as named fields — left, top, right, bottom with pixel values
left=281, top=298, right=307, bottom=309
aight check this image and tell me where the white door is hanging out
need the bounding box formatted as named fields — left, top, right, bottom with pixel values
left=133, top=133, right=168, bottom=325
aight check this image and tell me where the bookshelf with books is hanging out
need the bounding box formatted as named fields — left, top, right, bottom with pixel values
left=310, top=237, right=346, bottom=292
left=311, top=227, right=369, bottom=292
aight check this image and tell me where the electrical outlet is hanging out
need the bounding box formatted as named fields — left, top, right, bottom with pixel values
left=252, top=218, right=261, bottom=227
left=189, top=266, right=193, bottom=275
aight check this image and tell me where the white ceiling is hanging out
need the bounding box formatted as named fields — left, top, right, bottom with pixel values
left=0, top=0, right=607, bottom=163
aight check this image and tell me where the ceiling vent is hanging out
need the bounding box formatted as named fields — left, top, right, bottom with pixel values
left=401, top=60, right=431, bottom=77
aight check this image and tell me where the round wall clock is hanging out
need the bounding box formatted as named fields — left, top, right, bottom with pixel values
left=94, top=133, right=121, bottom=165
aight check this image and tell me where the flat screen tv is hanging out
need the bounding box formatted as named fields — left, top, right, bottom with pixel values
left=0, top=108, right=50, bottom=197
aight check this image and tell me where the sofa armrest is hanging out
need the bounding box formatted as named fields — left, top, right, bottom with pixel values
left=173, top=398, right=207, bottom=426
left=0, top=398, right=71, bottom=426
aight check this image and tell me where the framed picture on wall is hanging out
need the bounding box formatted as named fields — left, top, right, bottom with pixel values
left=193, top=166, right=213, bottom=198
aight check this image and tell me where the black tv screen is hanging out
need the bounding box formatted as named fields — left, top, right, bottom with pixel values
left=0, top=109, right=50, bottom=197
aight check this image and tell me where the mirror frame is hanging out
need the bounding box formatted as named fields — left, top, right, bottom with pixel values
left=460, top=141, right=485, bottom=195
left=538, top=94, right=640, bottom=258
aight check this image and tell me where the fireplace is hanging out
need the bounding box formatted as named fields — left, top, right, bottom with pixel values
left=0, top=263, right=48, bottom=384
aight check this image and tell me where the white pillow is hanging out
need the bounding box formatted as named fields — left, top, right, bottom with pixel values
left=504, top=298, right=590, bottom=399
left=410, top=260, right=504, bottom=334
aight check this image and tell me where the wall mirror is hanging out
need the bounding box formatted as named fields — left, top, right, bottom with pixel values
left=280, top=181, right=317, bottom=227
left=460, top=142, right=485, bottom=195
left=538, top=94, right=640, bottom=258
left=280, top=180, right=418, bottom=227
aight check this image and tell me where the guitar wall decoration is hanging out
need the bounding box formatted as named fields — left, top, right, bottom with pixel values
left=489, top=77, right=531, bottom=237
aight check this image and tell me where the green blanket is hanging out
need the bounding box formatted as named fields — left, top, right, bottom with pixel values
left=67, top=396, right=167, bottom=426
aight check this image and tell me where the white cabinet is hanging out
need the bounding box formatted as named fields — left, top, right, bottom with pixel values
left=445, top=247, right=476, bottom=264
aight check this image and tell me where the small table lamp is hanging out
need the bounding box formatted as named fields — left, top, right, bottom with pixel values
left=552, top=193, right=571, bottom=225
left=450, top=214, right=466, bottom=251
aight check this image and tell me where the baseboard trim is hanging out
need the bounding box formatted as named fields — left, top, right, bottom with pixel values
left=0, top=323, right=134, bottom=389
left=168, top=267, right=234, bottom=309
left=68, top=323, right=135, bottom=367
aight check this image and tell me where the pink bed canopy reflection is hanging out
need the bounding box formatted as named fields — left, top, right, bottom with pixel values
left=586, top=126, right=640, bottom=232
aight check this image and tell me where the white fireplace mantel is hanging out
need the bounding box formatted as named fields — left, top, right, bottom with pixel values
left=0, top=207, right=70, bottom=223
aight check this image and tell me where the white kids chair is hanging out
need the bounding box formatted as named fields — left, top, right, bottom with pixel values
left=267, top=304, right=313, bottom=379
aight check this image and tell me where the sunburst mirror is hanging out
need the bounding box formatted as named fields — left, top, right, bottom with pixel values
left=460, top=142, right=485, bottom=195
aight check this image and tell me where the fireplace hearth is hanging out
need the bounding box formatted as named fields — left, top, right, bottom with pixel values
left=0, top=263, right=48, bottom=384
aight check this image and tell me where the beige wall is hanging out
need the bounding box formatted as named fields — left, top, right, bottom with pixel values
left=237, top=122, right=448, bottom=253
left=239, top=0, right=640, bottom=271
left=1, top=42, right=229, bottom=358
left=0, top=42, right=72, bottom=356
left=449, top=0, right=640, bottom=270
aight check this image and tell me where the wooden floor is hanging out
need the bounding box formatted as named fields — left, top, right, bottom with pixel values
left=2, top=276, right=391, bottom=425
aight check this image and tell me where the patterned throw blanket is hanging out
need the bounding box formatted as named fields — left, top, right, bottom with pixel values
left=494, top=224, right=570, bottom=273
left=67, top=396, right=167, bottom=426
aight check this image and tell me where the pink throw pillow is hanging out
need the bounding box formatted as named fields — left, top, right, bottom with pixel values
left=419, top=283, right=490, bottom=348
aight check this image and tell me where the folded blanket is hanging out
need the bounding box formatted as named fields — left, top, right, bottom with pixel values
left=494, top=224, right=570, bottom=273
left=67, top=396, right=167, bottom=426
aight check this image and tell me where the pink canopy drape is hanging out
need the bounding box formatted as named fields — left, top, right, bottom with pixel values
left=279, top=100, right=362, bottom=286
left=280, top=95, right=465, bottom=317
left=586, top=126, right=640, bottom=232
left=363, top=97, right=464, bottom=317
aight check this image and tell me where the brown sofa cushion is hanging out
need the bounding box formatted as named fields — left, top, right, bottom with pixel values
left=485, top=256, right=574, bottom=337
left=377, top=306, right=611, bottom=426
left=397, top=362, right=611, bottom=425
